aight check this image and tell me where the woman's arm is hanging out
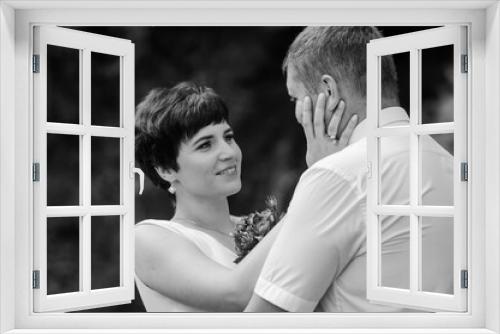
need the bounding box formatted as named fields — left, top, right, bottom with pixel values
left=135, top=220, right=283, bottom=312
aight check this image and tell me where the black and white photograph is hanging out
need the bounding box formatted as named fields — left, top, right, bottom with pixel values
left=44, top=26, right=456, bottom=313
left=1, top=1, right=500, bottom=333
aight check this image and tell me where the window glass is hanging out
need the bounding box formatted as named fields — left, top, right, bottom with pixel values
left=421, top=45, right=454, bottom=124
left=379, top=136, right=410, bottom=206
left=419, top=134, right=454, bottom=206
left=91, top=52, right=120, bottom=127
left=380, top=215, right=410, bottom=290
left=47, top=45, right=80, bottom=124
left=91, top=137, right=121, bottom=205
left=47, top=217, right=80, bottom=295
left=91, top=216, right=121, bottom=290
left=421, top=216, right=454, bottom=294
left=47, top=134, right=80, bottom=206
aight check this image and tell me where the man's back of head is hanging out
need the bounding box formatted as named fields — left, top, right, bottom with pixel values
left=283, top=26, right=400, bottom=108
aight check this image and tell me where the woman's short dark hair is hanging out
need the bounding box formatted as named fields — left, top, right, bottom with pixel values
left=135, top=82, right=229, bottom=191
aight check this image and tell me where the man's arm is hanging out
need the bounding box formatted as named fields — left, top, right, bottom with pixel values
left=245, top=293, right=285, bottom=312
left=242, top=94, right=361, bottom=313
left=242, top=165, right=364, bottom=312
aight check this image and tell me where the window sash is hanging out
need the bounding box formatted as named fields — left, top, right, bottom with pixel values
left=32, top=26, right=135, bottom=312
left=366, top=25, right=468, bottom=312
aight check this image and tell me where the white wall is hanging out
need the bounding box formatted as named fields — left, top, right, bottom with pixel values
left=0, top=2, right=16, bottom=333
left=485, top=2, right=500, bottom=333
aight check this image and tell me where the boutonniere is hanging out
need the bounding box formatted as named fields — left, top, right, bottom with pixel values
left=233, top=196, right=283, bottom=263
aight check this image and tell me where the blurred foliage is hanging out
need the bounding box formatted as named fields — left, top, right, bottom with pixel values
left=45, top=26, right=452, bottom=312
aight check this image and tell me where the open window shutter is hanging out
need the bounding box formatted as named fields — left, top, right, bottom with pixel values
left=366, top=26, right=467, bottom=312
left=33, top=26, right=135, bottom=312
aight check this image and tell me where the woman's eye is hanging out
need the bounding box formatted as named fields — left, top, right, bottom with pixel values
left=225, top=133, right=235, bottom=142
left=197, top=142, right=211, bottom=150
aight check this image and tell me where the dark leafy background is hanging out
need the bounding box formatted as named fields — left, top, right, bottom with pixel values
left=45, top=26, right=452, bottom=312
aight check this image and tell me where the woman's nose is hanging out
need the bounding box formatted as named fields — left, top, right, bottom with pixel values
left=218, top=141, right=236, bottom=160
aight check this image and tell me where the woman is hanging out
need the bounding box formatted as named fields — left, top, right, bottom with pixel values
left=134, top=82, right=283, bottom=312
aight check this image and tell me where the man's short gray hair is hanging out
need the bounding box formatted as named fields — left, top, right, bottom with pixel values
left=283, top=26, right=399, bottom=100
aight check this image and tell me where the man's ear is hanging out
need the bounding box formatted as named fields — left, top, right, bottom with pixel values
left=154, top=165, right=177, bottom=183
left=321, top=74, right=341, bottom=125
left=320, top=74, right=339, bottom=99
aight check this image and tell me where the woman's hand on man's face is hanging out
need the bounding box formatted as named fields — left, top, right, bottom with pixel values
left=296, top=93, right=358, bottom=167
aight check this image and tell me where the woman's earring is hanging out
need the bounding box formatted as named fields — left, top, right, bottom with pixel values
left=168, top=184, right=176, bottom=194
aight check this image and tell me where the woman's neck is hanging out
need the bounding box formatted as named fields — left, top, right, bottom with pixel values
left=172, top=192, right=233, bottom=235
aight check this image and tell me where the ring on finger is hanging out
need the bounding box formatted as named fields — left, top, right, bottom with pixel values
left=327, top=134, right=339, bottom=144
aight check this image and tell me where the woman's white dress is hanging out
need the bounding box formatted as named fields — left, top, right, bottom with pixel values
left=135, top=219, right=237, bottom=312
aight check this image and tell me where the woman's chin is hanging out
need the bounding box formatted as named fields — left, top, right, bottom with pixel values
left=224, top=181, right=242, bottom=196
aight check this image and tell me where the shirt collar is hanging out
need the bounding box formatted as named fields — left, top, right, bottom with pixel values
left=348, top=106, right=409, bottom=145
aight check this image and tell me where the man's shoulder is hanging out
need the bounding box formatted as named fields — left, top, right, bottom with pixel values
left=311, top=139, right=367, bottom=180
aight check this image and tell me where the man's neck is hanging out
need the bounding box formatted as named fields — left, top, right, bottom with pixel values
left=342, top=96, right=400, bottom=126
left=338, top=96, right=366, bottom=133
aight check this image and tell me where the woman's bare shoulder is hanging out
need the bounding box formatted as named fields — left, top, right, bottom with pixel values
left=135, top=220, right=190, bottom=250
left=229, top=215, right=243, bottom=225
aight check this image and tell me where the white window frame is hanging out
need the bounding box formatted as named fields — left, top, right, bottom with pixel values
left=0, top=1, right=499, bottom=333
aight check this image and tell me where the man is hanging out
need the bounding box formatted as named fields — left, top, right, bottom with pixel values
left=245, top=27, right=453, bottom=312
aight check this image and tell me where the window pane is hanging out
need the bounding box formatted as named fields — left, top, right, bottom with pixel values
left=47, top=217, right=80, bottom=295
left=421, top=45, right=454, bottom=124
left=419, top=134, right=454, bottom=206
left=379, top=136, right=409, bottom=205
left=380, top=215, right=410, bottom=290
left=91, top=137, right=121, bottom=205
left=91, top=52, right=120, bottom=127
left=421, top=216, right=454, bottom=294
left=380, top=52, right=410, bottom=126
left=47, top=134, right=80, bottom=206
left=91, top=216, right=121, bottom=290
left=47, top=45, right=80, bottom=124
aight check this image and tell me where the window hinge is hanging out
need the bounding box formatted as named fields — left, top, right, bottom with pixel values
left=461, top=162, right=468, bottom=182
left=32, top=270, right=40, bottom=289
left=461, top=270, right=468, bottom=289
left=32, top=55, right=40, bottom=73
left=33, top=163, right=40, bottom=182
left=461, top=54, right=468, bottom=73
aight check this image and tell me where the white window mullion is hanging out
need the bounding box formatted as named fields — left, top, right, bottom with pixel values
left=46, top=123, right=127, bottom=138
left=453, top=26, right=468, bottom=305
left=81, top=215, right=91, bottom=292
left=46, top=205, right=126, bottom=217
left=375, top=205, right=454, bottom=217
left=81, top=48, right=92, bottom=294
left=409, top=48, right=420, bottom=294
left=414, top=123, right=454, bottom=135
left=121, top=43, right=135, bottom=294
left=374, top=123, right=455, bottom=138
left=33, top=27, right=49, bottom=311
left=119, top=56, right=125, bottom=288
left=90, top=126, right=127, bottom=138
left=366, top=41, right=380, bottom=298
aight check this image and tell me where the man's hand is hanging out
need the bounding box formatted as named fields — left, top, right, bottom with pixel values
left=297, top=93, right=358, bottom=167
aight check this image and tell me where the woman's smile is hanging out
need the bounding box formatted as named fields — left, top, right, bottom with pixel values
left=216, top=165, right=238, bottom=176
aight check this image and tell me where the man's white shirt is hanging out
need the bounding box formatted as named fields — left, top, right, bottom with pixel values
left=254, top=107, right=454, bottom=312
